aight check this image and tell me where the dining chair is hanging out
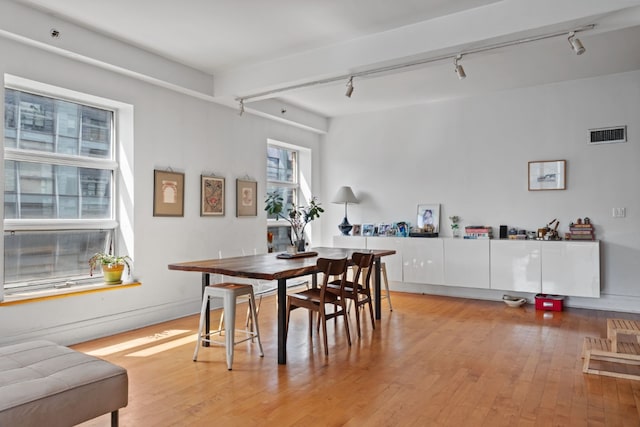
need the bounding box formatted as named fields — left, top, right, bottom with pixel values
left=285, top=257, right=351, bottom=356
left=328, top=252, right=375, bottom=337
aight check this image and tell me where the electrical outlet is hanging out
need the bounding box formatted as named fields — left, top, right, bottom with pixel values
left=612, top=207, right=626, bottom=218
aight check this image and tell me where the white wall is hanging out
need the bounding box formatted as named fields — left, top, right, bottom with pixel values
left=0, top=36, right=322, bottom=345
left=321, top=70, right=640, bottom=312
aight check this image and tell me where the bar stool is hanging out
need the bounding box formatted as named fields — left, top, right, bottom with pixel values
left=193, top=283, right=264, bottom=370
left=353, top=262, right=393, bottom=311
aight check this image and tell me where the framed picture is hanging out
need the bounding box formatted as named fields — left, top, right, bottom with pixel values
left=528, top=160, right=566, bottom=191
left=201, top=175, right=225, bottom=216
left=378, top=223, right=391, bottom=236
left=417, top=204, right=440, bottom=233
left=362, top=223, right=375, bottom=236
left=236, top=179, right=257, bottom=217
left=352, top=224, right=361, bottom=236
left=153, top=170, right=184, bottom=217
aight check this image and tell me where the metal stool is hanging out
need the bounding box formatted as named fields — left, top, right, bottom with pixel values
left=193, top=283, right=264, bottom=370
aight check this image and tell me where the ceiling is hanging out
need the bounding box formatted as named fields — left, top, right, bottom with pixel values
left=11, top=0, right=640, bottom=119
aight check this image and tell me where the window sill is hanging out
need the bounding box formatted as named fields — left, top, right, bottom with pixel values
left=0, top=281, right=141, bottom=306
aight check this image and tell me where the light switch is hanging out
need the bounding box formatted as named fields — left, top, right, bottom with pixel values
left=612, top=207, right=626, bottom=218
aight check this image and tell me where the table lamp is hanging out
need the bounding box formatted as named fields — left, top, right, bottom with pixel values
left=332, top=186, right=359, bottom=235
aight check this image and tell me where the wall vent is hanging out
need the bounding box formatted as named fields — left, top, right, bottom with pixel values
left=588, top=126, right=627, bottom=145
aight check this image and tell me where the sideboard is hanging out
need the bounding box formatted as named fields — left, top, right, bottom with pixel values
left=333, top=235, right=600, bottom=298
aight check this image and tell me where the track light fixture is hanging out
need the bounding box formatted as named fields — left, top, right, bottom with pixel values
left=568, top=32, right=585, bottom=55
left=238, top=99, right=245, bottom=116
left=454, top=55, right=466, bottom=80
left=345, top=76, right=354, bottom=98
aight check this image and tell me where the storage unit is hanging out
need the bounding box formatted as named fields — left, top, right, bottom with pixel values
left=443, top=238, right=490, bottom=289
left=490, top=240, right=541, bottom=293
left=541, top=241, right=600, bottom=297
left=402, top=237, right=444, bottom=285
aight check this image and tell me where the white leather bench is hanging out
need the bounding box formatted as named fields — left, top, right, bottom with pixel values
left=0, top=340, right=128, bottom=427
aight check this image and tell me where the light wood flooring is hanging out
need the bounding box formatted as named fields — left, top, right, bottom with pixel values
left=74, top=292, right=640, bottom=426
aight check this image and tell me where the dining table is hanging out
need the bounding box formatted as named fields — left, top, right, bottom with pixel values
left=168, top=246, right=396, bottom=364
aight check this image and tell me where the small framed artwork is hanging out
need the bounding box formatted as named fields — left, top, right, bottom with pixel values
left=378, top=223, right=391, bottom=236
left=417, top=204, right=440, bottom=233
left=201, top=175, right=225, bottom=216
left=362, top=223, right=375, bottom=236
left=153, top=170, right=184, bottom=217
left=236, top=179, right=257, bottom=217
left=352, top=224, right=361, bottom=236
left=528, top=160, right=566, bottom=191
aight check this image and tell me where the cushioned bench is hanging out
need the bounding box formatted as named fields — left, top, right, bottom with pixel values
left=0, top=340, right=128, bottom=427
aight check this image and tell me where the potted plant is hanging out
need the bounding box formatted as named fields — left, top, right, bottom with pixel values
left=89, top=252, right=132, bottom=284
left=265, top=191, right=323, bottom=252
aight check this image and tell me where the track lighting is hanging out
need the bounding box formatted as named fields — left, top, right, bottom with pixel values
left=454, top=55, right=466, bottom=80
left=568, top=32, right=585, bottom=55
left=345, top=76, right=354, bottom=98
left=238, top=99, right=245, bottom=116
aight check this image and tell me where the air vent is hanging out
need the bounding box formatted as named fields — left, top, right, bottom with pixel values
left=589, top=126, right=627, bottom=145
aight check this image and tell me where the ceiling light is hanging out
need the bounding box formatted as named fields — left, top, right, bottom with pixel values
left=238, top=99, right=245, bottom=116
left=345, top=77, right=354, bottom=98
left=454, top=55, right=466, bottom=80
left=568, top=32, right=585, bottom=55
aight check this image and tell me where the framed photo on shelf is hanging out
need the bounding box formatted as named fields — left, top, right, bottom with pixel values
left=201, top=175, right=225, bottom=216
left=416, top=204, right=440, bottom=233
left=153, top=170, right=184, bottom=217
left=528, top=160, right=566, bottom=191
left=236, top=179, right=257, bottom=217
left=352, top=224, right=362, bottom=236
left=362, top=223, right=375, bottom=236
left=378, top=223, right=391, bottom=236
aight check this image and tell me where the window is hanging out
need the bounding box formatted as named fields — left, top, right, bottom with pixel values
left=3, top=85, right=119, bottom=292
left=267, top=143, right=298, bottom=252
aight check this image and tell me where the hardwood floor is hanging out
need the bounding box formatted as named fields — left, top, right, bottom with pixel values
left=74, top=292, right=640, bottom=426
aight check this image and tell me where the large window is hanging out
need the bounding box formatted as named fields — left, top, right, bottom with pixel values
left=267, top=143, right=298, bottom=252
left=3, top=86, right=118, bottom=292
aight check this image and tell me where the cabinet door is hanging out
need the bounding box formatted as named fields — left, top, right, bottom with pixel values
left=444, top=239, right=490, bottom=289
left=490, top=240, right=541, bottom=293
left=333, top=235, right=367, bottom=249
left=366, top=237, right=403, bottom=282
left=541, top=241, right=600, bottom=297
left=402, top=238, right=444, bottom=285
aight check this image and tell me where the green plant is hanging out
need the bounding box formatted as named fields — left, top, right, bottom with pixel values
left=89, top=252, right=132, bottom=277
left=265, top=191, right=324, bottom=244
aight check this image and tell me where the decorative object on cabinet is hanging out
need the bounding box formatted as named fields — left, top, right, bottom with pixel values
left=332, top=186, right=359, bottom=235
left=200, top=175, right=225, bottom=216
left=464, top=226, right=493, bottom=239
left=568, top=218, right=595, bottom=240
left=237, top=178, right=258, bottom=217
left=264, top=191, right=323, bottom=252
left=352, top=224, right=362, bottom=236
left=417, top=204, right=440, bottom=233
left=528, top=160, right=566, bottom=191
left=378, top=223, right=392, bottom=236
left=153, top=169, right=184, bottom=217
left=449, top=215, right=460, bottom=237
left=395, top=221, right=409, bottom=237
left=362, top=223, right=375, bottom=236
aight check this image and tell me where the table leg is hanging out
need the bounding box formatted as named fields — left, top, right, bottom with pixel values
left=202, top=273, right=210, bottom=347
left=374, top=259, right=381, bottom=320
left=277, top=278, right=287, bottom=364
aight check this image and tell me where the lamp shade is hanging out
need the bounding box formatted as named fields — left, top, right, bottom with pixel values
left=331, top=186, right=359, bottom=204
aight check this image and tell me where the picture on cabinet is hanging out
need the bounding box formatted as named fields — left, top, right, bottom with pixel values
left=417, top=204, right=440, bottom=233
left=352, top=224, right=361, bottom=236
left=362, top=224, right=375, bottom=236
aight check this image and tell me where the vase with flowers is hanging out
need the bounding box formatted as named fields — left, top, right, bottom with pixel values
left=449, top=215, right=461, bottom=238
left=265, top=191, right=323, bottom=252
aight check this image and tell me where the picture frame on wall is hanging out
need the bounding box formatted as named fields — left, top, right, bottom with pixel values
left=201, top=175, right=225, bottom=216
left=153, top=170, right=185, bottom=217
left=528, top=160, right=566, bottom=191
left=236, top=178, right=258, bottom=217
left=416, top=204, right=440, bottom=233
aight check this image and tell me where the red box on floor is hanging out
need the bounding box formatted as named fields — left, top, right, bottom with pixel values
left=535, top=294, right=564, bottom=311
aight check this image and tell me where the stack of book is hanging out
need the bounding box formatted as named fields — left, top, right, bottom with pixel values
left=464, top=226, right=493, bottom=239
left=569, top=223, right=595, bottom=240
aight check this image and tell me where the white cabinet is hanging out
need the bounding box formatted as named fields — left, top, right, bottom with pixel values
left=490, top=240, right=541, bottom=293
left=444, top=239, right=490, bottom=289
left=365, top=237, right=404, bottom=282
left=333, top=235, right=367, bottom=249
left=402, top=238, right=444, bottom=285
left=541, top=241, right=600, bottom=297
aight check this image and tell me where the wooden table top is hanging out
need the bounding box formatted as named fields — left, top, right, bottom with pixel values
left=168, top=246, right=396, bottom=281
